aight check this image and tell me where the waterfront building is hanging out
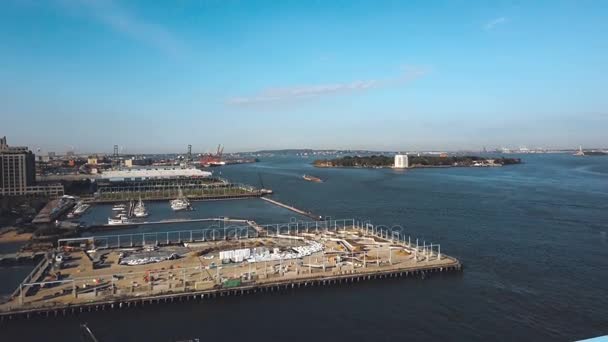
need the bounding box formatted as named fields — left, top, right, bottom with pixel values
left=394, top=154, right=409, bottom=168
left=1, top=136, right=36, bottom=195
left=95, top=166, right=222, bottom=200
left=0, top=136, right=64, bottom=197
left=100, top=167, right=212, bottom=182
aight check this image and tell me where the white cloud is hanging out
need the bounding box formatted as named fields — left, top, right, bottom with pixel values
left=227, top=67, right=428, bottom=106
left=485, top=17, right=507, bottom=30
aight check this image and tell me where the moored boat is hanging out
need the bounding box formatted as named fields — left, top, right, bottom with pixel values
left=107, top=216, right=130, bottom=225
left=133, top=197, right=149, bottom=217
left=170, top=188, right=192, bottom=211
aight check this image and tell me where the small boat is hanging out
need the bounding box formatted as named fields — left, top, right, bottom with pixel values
left=170, top=198, right=191, bottom=211
left=73, top=202, right=90, bottom=215
left=133, top=197, right=149, bottom=218
left=170, top=187, right=192, bottom=211
left=107, top=216, right=130, bottom=225
left=112, top=204, right=126, bottom=211
left=302, top=174, right=323, bottom=183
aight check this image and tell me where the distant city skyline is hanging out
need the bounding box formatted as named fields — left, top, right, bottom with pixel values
left=1, top=133, right=602, bottom=156
left=1, top=1, right=607, bottom=153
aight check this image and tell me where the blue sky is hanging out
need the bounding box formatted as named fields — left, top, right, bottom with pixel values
left=1, top=0, right=607, bottom=153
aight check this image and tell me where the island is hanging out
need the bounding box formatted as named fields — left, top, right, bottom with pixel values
left=313, top=155, right=522, bottom=168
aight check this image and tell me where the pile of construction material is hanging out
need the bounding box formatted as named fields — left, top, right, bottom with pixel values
left=218, top=241, right=323, bottom=264
left=119, top=250, right=180, bottom=266
left=248, top=241, right=323, bottom=263
left=219, top=248, right=251, bottom=263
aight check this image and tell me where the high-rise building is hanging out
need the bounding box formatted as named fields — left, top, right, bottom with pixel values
left=394, top=154, right=409, bottom=168
left=1, top=136, right=36, bottom=195
left=1, top=136, right=63, bottom=197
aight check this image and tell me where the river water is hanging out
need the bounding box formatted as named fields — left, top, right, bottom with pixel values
left=2, top=154, right=607, bottom=341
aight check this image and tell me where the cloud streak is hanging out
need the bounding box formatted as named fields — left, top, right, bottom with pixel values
left=227, top=66, right=428, bottom=106
left=485, top=17, right=507, bottom=30
left=59, top=0, right=184, bottom=56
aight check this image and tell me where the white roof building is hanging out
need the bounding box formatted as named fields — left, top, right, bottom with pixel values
left=100, top=167, right=212, bottom=182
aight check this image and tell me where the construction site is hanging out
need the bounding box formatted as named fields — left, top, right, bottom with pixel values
left=0, top=219, right=461, bottom=318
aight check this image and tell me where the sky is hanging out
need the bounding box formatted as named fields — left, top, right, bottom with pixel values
left=1, top=0, right=607, bottom=154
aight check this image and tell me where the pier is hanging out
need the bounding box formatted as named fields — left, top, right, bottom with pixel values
left=90, top=178, right=270, bottom=203
left=92, top=217, right=253, bottom=229
left=87, top=191, right=267, bottom=204
left=0, top=251, right=47, bottom=264
left=261, top=197, right=321, bottom=220
left=0, top=262, right=461, bottom=321
left=0, top=219, right=462, bottom=320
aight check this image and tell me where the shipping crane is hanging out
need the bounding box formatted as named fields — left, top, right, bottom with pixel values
left=200, top=144, right=226, bottom=167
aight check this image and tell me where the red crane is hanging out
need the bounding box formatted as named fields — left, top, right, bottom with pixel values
left=200, top=144, right=225, bottom=167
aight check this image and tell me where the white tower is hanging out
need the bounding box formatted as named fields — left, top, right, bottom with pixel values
left=394, top=154, right=409, bottom=168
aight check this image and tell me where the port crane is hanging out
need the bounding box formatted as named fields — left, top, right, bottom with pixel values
left=200, top=144, right=226, bottom=167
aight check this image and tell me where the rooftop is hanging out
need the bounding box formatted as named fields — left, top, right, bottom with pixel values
left=100, top=167, right=212, bottom=181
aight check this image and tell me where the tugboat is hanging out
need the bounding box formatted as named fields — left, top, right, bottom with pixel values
left=133, top=197, right=149, bottom=218
left=170, top=188, right=192, bottom=211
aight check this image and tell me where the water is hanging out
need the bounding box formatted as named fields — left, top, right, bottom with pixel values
left=2, top=154, right=608, bottom=341
left=79, top=198, right=310, bottom=236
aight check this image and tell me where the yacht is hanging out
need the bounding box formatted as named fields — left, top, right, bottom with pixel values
left=112, top=204, right=127, bottom=211
left=73, top=202, right=90, bottom=215
left=107, top=216, right=130, bottom=225
left=170, top=198, right=191, bottom=211
left=133, top=197, right=149, bottom=218
left=170, top=188, right=192, bottom=211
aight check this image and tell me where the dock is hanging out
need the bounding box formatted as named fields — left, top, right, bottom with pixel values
left=0, top=219, right=462, bottom=320
left=32, top=199, right=74, bottom=224
left=261, top=197, right=321, bottom=220
left=0, top=251, right=47, bottom=264
left=0, top=262, right=461, bottom=321
left=86, top=191, right=267, bottom=204
left=92, top=217, right=251, bottom=229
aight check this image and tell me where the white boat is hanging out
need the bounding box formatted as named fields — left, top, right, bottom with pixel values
left=170, top=198, right=191, bottom=211
left=73, top=203, right=90, bottom=215
left=133, top=197, right=149, bottom=218
left=170, top=188, right=192, bottom=211
left=107, top=216, right=130, bottom=225
left=112, top=204, right=126, bottom=211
